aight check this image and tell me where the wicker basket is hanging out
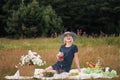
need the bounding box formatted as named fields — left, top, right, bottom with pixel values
left=19, top=65, right=35, bottom=76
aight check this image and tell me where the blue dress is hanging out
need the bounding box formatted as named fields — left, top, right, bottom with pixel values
left=52, top=44, right=78, bottom=73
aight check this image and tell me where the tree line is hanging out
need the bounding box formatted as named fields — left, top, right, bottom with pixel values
left=0, top=0, right=120, bottom=38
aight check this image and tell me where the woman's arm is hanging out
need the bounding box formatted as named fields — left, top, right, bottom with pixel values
left=74, top=52, right=81, bottom=72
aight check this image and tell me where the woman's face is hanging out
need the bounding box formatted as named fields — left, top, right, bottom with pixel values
left=64, top=34, right=73, bottom=42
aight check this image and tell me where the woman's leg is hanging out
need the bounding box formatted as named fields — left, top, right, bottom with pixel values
left=39, top=66, right=57, bottom=74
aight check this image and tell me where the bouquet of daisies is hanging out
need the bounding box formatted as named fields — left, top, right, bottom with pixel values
left=16, top=50, right=46, bottom=67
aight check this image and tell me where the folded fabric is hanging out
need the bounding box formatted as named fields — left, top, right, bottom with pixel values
left=5, top=70, right=33, bottom=79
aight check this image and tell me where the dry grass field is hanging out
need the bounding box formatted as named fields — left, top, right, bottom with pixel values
left=0, top=37, right=120, bottom=80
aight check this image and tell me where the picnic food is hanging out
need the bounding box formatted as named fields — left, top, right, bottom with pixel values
left=86, top=61, right=105, bottom=71
left=69, top=72, right=78, bottom=76
left=86, top=62, right=95, bottom=68
left=43, top=72, right=54, bottom=77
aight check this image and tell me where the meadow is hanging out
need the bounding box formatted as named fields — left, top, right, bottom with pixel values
left=0, top=36, right=120, bottom=80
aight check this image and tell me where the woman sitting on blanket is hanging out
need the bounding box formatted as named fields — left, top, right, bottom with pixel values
left=40, top=31, right=80, bottom=74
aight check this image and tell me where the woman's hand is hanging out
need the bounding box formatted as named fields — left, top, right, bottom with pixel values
left=39, top=69, right=45, bottom=74
left=56, top=52, right=64, bottom=61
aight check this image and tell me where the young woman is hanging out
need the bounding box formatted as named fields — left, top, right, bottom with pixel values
left=41, top=31, right=80, bottom=73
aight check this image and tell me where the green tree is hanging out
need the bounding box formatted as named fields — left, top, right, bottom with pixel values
left=2, top=0, right=120, bottom=37
left=39, top=0, right=120, bottom=35
left=40, top=5, right=63, bottom=36
left=5, top=0, right=63, bottom=38
left=0, top=0, right=21, bottom=37
left=0, top=0, right=6, bottom=37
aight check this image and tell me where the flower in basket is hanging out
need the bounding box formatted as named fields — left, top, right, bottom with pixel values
left=16, top=50, right=46, bottom=68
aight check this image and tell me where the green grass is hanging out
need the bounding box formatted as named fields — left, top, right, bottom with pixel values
left=0, top=36, right=120, bottom=50
left=0, top=38, right=61, bottom=50
left=76, top=36, right=120, bottom=47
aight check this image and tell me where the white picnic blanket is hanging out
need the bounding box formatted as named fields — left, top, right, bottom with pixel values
left=5, top=68, right=116, bottom=80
